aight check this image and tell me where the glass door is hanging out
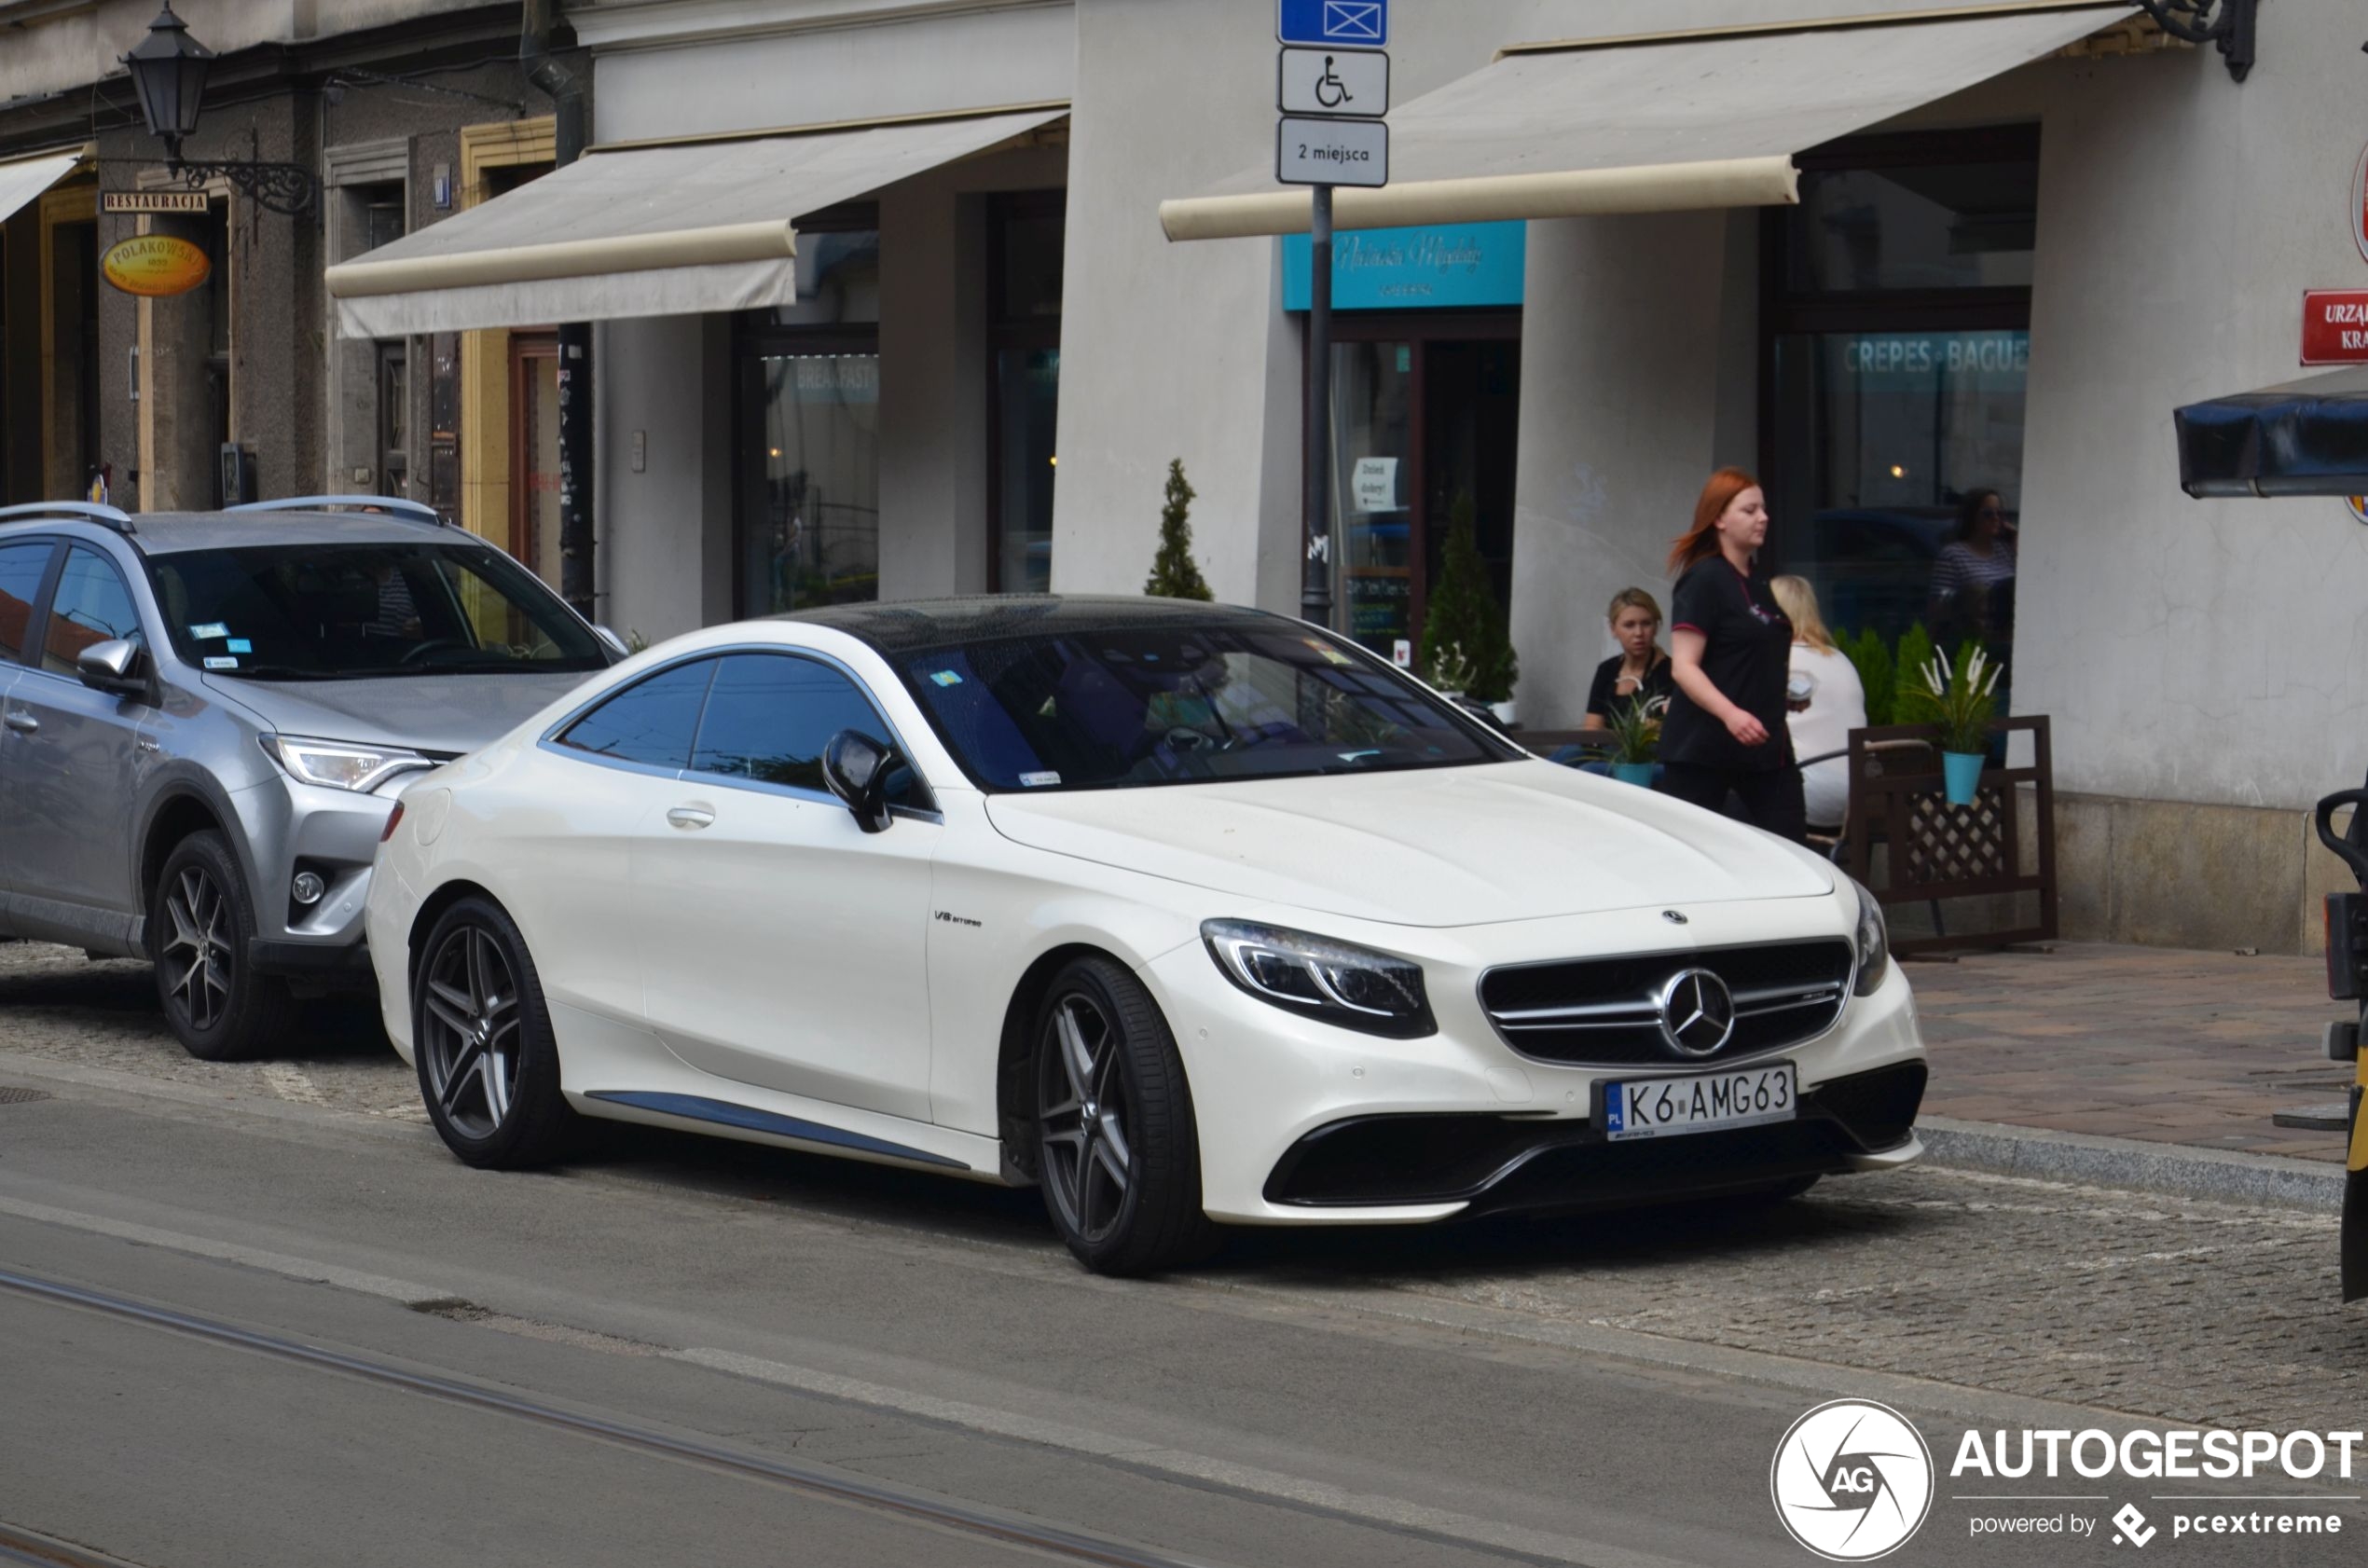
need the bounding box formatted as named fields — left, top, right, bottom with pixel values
left=507, top=332, right=560, bottom=588
left=1328, top=339, right=1415, bottom=658
left=739, top=346, right=881, bottom=615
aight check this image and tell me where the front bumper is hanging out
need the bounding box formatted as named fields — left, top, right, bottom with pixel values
left=223, top=771, right=406, bottom=960
left=1142, top=904, right=1928, bottom=1224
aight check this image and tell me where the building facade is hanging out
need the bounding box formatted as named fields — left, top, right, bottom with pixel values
left=20, top=0, right=2365, bottom=956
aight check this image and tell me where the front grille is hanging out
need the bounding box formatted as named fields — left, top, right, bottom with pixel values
left=1478, top=939, right=1854, bottom=1066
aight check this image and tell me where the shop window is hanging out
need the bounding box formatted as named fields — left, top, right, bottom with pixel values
left=737, top=209, right=881, bottom=618
left=990, top=193, right=1064, bottom=594
left=1762, top=128, right=2036, bottom=662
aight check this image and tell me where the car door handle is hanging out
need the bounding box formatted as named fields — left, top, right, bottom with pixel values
left=3, top=711, right=36, bottom=735
left=666, top=805, right=715, bottom=831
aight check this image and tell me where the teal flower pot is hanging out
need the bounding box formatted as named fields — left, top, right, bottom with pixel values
left=1942, top=750, right=1985, bottom=805
left=1612, top=762, right=1656, bottom=788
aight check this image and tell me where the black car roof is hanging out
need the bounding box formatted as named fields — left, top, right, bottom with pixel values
left=783, top=595, right=1291, bottom=655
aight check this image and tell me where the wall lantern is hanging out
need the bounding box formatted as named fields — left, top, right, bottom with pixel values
left=2133, top=0, right=2257, bottom=82
left=122, top=3, right=318, bottom=215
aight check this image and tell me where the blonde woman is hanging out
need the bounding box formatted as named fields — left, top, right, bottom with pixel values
left=1579, top=586, right=1674, bottom=730
left=1769, top=576, right=1866, bottom=830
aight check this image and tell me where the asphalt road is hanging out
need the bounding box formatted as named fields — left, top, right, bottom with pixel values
left=0, top=942, right=2363, bottom=1567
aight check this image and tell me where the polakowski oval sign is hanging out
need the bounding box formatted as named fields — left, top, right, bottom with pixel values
left=102, top=235, right=211, bottom=298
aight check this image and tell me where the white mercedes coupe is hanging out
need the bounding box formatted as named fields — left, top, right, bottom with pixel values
left=366, top=598, right=1927, bottom=1274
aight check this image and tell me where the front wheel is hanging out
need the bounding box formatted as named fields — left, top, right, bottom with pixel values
left=152, top=831, right=295, bottom=1061
left=1034, top=956, right=1217, bottom=1275
left=413, top=897, right=575, bottom=1168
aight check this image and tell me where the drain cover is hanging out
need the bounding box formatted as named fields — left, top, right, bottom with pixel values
left=0, top=1086, right=54, bottom=1106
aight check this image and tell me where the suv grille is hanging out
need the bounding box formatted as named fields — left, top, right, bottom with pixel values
left=1478, top=939, right=1855, bottom=1066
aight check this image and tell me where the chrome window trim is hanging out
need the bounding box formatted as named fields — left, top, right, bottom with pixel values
left=1475, top=933, right=1859, bottom=1072
left=536, top=640, right=943, bottom=821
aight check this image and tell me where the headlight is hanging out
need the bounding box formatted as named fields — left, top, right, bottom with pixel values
left=1851, top=877, right=1891, bottom=997
left=263, top=735, right=434, bottom=794
left=1201, top=919, right=1434, bottom=1038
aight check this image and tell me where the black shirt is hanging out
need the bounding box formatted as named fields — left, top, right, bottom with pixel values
left=1584, top=652, right=1675, bottom=722
left=1660, top=557, right=1795, bottom=771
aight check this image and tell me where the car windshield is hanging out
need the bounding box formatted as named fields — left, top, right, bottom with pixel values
left=148, top=541, right=606, bottom=679
left=892, top=623, right=1516, bottom=791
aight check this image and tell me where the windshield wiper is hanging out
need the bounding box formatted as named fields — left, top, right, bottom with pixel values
left=209, top=664, right=351, bottom=681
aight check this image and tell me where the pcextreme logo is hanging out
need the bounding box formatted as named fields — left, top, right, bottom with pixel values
left=1770, top=1399, right=1936, bottom=1561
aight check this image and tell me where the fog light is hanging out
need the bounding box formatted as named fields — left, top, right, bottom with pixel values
left=291, top=871, right=326, bottom=906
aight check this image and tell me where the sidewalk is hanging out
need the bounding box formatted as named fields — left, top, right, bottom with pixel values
left=1906, top=941, right=2356, bottom=1182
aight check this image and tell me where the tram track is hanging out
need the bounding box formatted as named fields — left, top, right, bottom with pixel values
left=0, top=1265, right=1216, bottom=1568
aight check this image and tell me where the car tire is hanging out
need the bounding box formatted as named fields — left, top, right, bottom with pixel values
left=412, top=896, right=575, bottom=1169
left=1033, top=955, right=1218, bottom=1275
left=151, top=831, right=296, bottom=1062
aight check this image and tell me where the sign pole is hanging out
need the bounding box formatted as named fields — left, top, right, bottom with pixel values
left=1302, top=182, right=1334, bottom=629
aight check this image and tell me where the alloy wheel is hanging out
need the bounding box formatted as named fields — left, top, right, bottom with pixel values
left=160, top=866, right=233, bottom=1033
left=1038, top=992, right=1135, bottom=1245
left=420, top=924, right=523, bottom=1139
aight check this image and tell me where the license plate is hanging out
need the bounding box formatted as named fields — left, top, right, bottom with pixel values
left=1601, top=1063, right=1797, bottom=1142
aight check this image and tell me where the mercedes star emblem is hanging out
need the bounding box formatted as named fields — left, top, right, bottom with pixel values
left=1655, top=968, right=1737, bottom=1058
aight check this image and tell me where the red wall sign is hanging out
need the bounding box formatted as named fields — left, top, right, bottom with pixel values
left=2302, top=290, right=2368, bottom=364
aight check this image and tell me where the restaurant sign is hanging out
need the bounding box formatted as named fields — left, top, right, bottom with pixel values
left=101, top=235, right=210, bottom=297
left=1284, top=220, right=1524, bottom=310
left=2301, top=289, right=2368, bottom=364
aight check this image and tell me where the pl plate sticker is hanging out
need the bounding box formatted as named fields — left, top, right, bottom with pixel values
left=203, top=656, right=239, bottom=670
left=1018, top=771, right=1061, bottom=788
left=1770, top=1399, right=1934, bottom=1561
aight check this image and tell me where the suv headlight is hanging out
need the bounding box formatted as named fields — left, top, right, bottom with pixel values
left=263, top=735, right=434, bottom=794
left=1201, top=919, right=1435, bottom=1038
left=1851, top=877, right=1891, bottom=997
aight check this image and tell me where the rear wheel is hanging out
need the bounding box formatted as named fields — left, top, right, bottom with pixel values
left=413, top=897, right=575, bottom=1168
left=1034, top=956, right=1217, bottom=1275
left=152, top=832, right=294, bottom=1061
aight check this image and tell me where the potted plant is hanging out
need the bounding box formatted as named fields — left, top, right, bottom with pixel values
left=1604, top=694, right=1665, bottom=787
left=1418, top=491, right=1518, bottom=722
left=1899, top=643, right=2002, bottom=805
left=1144, top=459, right=1214, bottom=600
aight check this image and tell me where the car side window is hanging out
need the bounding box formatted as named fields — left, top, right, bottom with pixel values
left=41, top=547, right=145, bottom=676
left=689, top=653, right=929, bottom=808
left=555, top=658, right=717, bottom=771
left=0, top=542, right=57, bottom=665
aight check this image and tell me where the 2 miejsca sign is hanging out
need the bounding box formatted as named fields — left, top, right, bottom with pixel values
left=1277, top=116, right=1387, bottom=187
left=1278, top=47, right=1387, bottom=117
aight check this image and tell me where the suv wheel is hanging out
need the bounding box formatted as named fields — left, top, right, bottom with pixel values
left=152, top=831, right=295, bottom=1061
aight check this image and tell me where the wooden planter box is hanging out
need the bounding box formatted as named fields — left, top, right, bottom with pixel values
left=1839, top=716, right=2058, bottom=957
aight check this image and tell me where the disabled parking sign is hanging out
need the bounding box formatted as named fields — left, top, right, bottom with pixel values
left=1278, top=0, right=1387, bottom=48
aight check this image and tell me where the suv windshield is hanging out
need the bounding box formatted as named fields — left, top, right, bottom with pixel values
left=893, top=623, right=1516, bottom=791
left=149, top=541, right=606, bottom=679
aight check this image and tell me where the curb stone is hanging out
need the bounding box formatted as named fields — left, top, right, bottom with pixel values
left=1914, top=1114, right=2345, bottom=1213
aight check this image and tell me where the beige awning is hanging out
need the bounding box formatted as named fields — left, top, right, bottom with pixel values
left=1160, top=1, right=2136, bottom=241
left=0, top=150, right=84, bottom=228
left=329, top=107, right=1065, bottom=337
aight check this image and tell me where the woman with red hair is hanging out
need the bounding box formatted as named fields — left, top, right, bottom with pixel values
left=1657, top=467, right=1806, bottom=843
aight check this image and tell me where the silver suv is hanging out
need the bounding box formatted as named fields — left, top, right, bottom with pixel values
left=0, top=497, right=619, bottom=1060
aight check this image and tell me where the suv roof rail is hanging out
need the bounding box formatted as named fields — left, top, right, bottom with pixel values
left=226, top=495, right=447, bottom=528
left=0, top=501, right=136, bottom=535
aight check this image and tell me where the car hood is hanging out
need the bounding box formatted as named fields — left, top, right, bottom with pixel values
left=983, top=761, right=1834, bottom=928
left=201, top=669, right=599, bottom=757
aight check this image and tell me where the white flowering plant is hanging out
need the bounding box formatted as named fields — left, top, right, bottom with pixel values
left=1897, top=643, right=2002, bottom=755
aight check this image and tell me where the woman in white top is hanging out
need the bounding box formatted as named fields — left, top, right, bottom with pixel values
left=1769, top=576, right=1865, bottom=831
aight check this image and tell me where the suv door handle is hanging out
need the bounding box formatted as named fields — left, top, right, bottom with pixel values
left=3, top=711, right=36, bottom=735
left=666, top=805, right=715, bottom=830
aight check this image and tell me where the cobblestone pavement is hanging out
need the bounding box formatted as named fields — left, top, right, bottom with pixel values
left=1910, top=942, right=2355, bottom=1161
left=3, top=942, right=2361, bottom=1437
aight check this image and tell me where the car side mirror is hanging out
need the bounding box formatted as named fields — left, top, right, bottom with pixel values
left=76, top=638, right=148, bottom=698
left=593, top=625, right=630, bottom=660
left=823, top=728, right=901, bottom=833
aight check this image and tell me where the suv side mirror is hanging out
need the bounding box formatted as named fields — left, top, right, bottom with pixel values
left=822, top=728, right=901, bottom=833
left=76, top=638, right=148, bottom=698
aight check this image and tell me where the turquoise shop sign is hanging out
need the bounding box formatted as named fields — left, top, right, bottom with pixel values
left=1283, top=220, right=1525, bottom=311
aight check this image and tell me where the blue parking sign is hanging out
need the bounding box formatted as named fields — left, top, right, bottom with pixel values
left=1277, top=0, right=1387, bottom=48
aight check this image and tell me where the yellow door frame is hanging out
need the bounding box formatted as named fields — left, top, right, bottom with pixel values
left=458, top=117, right=557, bottom=545
left=37, top=180, right=96, bottom=499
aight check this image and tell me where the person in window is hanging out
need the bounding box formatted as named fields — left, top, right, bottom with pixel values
left=372, top=560, right=420, bottom=639
left=1769, top=575, right=1866, bottom=832
left=1658, top=467, right=1806, bottom=843
left=1928, top=488, right=2017, bottom=648
left=1579, top=586, right=1674, bottom=730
